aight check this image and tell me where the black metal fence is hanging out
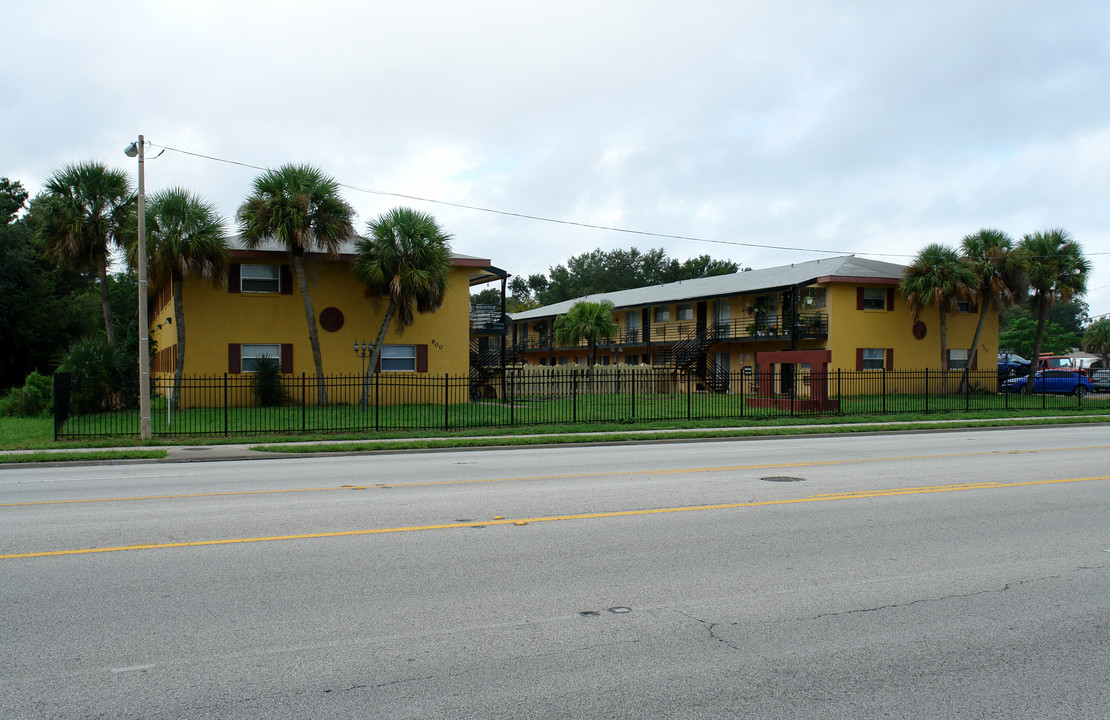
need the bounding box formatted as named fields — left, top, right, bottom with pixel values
left=53, top=368, right=1102, bottom=440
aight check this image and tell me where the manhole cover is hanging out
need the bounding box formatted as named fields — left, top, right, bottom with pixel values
left=762, top=476, right=806, bottom=483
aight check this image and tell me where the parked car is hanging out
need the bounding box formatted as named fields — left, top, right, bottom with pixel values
left=1002, top=369, right=1094, bottom=396
left=1037, top=355, right=1083, bottom=372
left=1090, top=368, right=1110, bottom=392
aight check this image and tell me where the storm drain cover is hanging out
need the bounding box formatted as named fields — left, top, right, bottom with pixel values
left=762, top=476, right=806, bottom=483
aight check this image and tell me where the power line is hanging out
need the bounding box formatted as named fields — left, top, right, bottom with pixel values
left=153, top=142, right=1110, bottom=261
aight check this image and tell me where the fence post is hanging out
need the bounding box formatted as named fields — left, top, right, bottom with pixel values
left=965, top=371, right=970, bottom=413
left=631, top=368, right=636, bottom=420
left=302, top=373, right=307, bottom=431
left=882, top=368, right=887, bottom=415
left=572, top=369, right=578, bottom=423
left=375, top=370, right=380, bottom=432
left=837, top=368, right=842, bottom=416
left=924, top=368, right=929, bottom=415
left=444, top=373, right=449, bottom=430
left=510, top=368, right=515, bottom=426
left=687, top=371, right=692, bottom=420
left=223, top=373, right=229, bottom=436
left=53, top=372, right=70, bottom=441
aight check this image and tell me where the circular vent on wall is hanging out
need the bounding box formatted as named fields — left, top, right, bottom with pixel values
left=913, top=321, right=927, bottom=340
left=320, top=307, right=344, bottom=332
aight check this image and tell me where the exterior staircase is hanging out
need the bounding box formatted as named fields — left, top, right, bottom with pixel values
left=670, top=325, right=729, bottom=393
left=469, top=339, right=522, bottom=399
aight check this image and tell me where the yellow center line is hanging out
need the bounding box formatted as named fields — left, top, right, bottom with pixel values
left=6, top=444, right=1109, bottom=508
left=3, top=475, right=1106, bottom=560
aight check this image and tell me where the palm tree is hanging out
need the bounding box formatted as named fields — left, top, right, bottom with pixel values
left=553, top=300, right=620, bottom=367
left=1083, top=318, right=1110, bottom=367
left=352, top=207, right=453, bottom=405
left=35, top=161, right=134, bottom=344
left=238, top=164, right=356, bottom=405
left=959, top=229, right=1024, bottom=385
left=899, top=244, right=976, bottom=390
left=137, top=188, right=229, bottom=408
left=1019, top=229, right=1090, bottom=385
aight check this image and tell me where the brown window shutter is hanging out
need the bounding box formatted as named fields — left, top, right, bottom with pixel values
left=886, top=348, right=894, bottom=369
left=228, top=264, right=241, bottom=293
left=280, top=265, right=293, bottom=295
left=856, top=348, right=864, bottom=371
left=281, top=344, right=293, bottom=373
left=228, top=344, right=241, bottom=373
left=416, top=344, right=428, bottom=372
left=886, top=288, right=894, bottom=311
left=856, top=288, right=864, bottom=310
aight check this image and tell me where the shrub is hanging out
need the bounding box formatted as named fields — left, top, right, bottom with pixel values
left=251, top=356, right=287, bottom=407
left=56, top=337, right=138, bottom=413
left=0, top=371, right=53, bottom=417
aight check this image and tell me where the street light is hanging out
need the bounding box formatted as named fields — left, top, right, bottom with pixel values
left=125, top=135, right=151, bottom=439
left=354, top=341, right=373, bottom=409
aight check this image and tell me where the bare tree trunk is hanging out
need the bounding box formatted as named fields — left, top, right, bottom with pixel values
left=1027, top=296, right=1049, bottom=386
left=96, top=252, right=115, bottom=345
left=360, top=302, right=396, bottom=406
left=939, top=308, right=949, bottom=396
left=293, top=254, right=327, bottom=405
left=961, top=295, right=991, bottom=392
left=171, top=271, right=186, bottom=409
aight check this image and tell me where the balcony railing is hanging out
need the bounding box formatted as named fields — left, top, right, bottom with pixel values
left=515, top=312, right=828, bottom=352
left=470, top=304, right=508, bottom=332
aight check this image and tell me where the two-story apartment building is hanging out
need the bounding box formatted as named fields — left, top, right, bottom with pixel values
left=508, top=255, right=995, bottom=388
left=148, top=238, right=504, bottom=393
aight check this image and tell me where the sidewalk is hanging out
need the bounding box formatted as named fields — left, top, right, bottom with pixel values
left=3, top=415, right=1101, bottom=464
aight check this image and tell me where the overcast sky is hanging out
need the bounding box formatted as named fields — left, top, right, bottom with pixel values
left=4, top=1, right=1109, bottom=316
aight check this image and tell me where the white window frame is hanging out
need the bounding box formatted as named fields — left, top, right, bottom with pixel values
left=949, top=349, right=969, bottom=370
left=862, top=288, right=886, bottom=310
left=241, top=343, right=282, bottom=373
left=862, top=348, right=885, bottom=370
left=241, top=264, right=281, bottom=293
left=381, top=344, right=416, bottom=372
left=956, top=299, right=972, bottom=313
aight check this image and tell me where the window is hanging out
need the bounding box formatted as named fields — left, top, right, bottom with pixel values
left=654, top=306, right=670, bottom=322
left=381, top=344, right=416, bottom=372
left=861, top=348, right=886, bottom=370
left=599, top=356, right=611, bottom=366
left=948, top=349, right=969, bottom=370
left=558, top=356, right=570, bottom=366
left=676, top=303, right=694, bottom=321
left=241, top=264, right=281, bottom=293
left=241, top=343, right=282, bottom=373
left=801, top=287, right=826, bottom=309
left=862, top=288, right=886, bottom=310
left=956, top=299, right=973, bottom=313
left=626, top=311, right=641, bottom=330
left=625, top=355, right=640, bottom=366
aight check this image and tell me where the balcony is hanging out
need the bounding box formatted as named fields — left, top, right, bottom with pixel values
left=470, top=304, right=508, bottom=333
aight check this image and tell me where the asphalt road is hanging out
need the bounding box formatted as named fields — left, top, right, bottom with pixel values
left=2, top=427, right=1108, bottom=719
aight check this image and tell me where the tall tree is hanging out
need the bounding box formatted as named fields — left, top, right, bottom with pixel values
left=1083, top=318, right=1110, bottom=367
left=35, top=162, right=134, bottom=344
left=959, top=229, right=1023, bottom=380
left=352, top=207, right=453, bottom=404
left=238, top=164, right=355, bottom=405
left=1019, top=229, right=1090, bottom=384
left=137, top=188, right=230, bottom=407
left=899, top=244, right=976, bottom=380
left=553, top=300, right=620, bottom=367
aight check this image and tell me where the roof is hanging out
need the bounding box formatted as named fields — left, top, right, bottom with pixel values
left=510, top=255, right=906, bottom=321
left=225, top=236, right=497, bottom=281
